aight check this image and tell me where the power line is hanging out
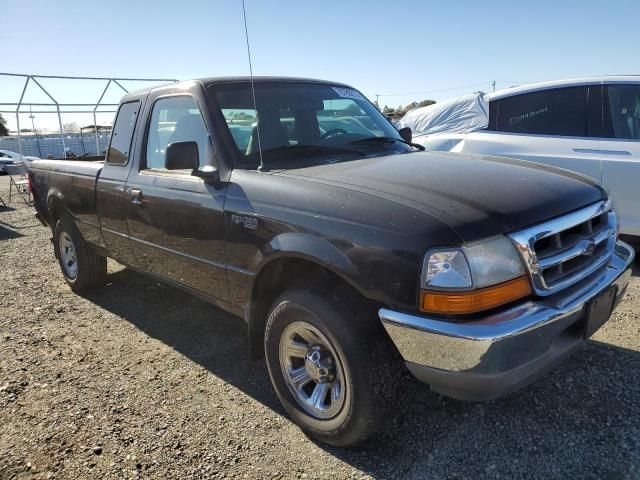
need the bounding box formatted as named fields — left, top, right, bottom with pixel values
left=374, top=79, right=532, bottom=99
left=375, top=82, right=488, bottom=98
left=493, top=79, right=532, bottom=84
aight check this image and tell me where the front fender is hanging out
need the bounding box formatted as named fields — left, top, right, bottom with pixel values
left=242, top=233, right=364, bottom=360
left=251, top=232, right=359, bottom=278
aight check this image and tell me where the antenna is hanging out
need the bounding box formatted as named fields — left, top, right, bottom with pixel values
left=241, top=0, right=264, bottom=171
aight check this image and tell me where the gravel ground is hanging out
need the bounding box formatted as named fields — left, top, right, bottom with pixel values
left=0, top=175, right=639, bottom=480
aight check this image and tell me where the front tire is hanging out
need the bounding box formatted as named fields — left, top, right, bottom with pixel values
left=264, top=288, right=399, bottom=447
left=53, top=215, right=107, bottom=292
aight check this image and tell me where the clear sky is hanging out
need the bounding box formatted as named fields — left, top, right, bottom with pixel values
left=1, top=0, right=638, bottom=131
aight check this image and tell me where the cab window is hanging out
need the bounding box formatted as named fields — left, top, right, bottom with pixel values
left=144, top=96, right=209, bottom=170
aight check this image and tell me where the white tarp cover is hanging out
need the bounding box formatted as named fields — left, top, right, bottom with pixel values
left=398, top=93, right=489, bottom=137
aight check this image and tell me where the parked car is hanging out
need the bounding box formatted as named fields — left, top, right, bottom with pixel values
left=0, top=149, right=39, bottom=171
left=29, top=77, right=634, bottom=446
left=400, top=77, right=640, bottom=238
left=0, top=157, right=17, bottom=173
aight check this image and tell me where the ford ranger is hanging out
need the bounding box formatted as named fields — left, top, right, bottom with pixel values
left=28, top=77, right=635, bottom=446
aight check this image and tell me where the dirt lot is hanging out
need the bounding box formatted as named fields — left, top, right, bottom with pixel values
left=0, top=175, right=639, bottom=480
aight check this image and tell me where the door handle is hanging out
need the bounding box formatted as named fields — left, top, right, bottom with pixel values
left=573, top=148, right=601, bottom=155
left=573, top=148, right=631, bottom=156
left=130, top=188, right=143, bottom=205
left=601, top=150, right=631, bottom=156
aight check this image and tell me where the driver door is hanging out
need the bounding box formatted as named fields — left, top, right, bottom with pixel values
left=125, top=90, right=229, bottom=302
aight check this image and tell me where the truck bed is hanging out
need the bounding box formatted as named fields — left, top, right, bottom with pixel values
left=30, top=159, right=103, bottom=176
left=30, top=159, right=104, bottom=247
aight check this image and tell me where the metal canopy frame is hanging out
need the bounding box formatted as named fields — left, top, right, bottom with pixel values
left=0, top=73, right=178, bottom=158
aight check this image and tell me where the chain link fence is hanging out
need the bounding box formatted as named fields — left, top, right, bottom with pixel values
left=0, top=133, right=112, bottom=158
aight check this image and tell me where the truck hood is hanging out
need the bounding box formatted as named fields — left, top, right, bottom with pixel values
left=278, top=151, right=606, bottom=242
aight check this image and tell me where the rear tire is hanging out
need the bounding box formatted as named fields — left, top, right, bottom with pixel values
left=264, top=287, right=400, bottom=447
left=53, top=215, right=107, bottom=292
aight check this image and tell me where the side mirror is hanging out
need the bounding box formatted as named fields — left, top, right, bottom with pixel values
left=398, top=127, right=412, bottom=144
left=165, top=141, right=199, bottom=171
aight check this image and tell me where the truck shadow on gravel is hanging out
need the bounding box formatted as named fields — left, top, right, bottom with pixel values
left=83, top=267, right=640, bottom=479
left=0, top=224, right=24, bottom=240
left=0, top=216, right=42, bottom=241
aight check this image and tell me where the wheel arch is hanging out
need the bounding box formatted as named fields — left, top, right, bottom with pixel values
left=245, top=236, right=375, bottom=360
left=47, top=188, right=69, bottom=227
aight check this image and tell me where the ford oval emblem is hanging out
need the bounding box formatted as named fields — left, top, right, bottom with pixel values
left=583, top=240, right=596, bottom=256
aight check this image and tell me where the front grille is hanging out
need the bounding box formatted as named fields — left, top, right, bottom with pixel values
left=509, top=200, right=616, bottom=296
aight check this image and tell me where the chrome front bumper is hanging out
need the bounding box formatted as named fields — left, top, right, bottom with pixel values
left=380, top=241, right=635, bottom=401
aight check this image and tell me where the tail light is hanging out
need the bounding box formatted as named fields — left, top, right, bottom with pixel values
left=27, top=172, right=34, bottom=195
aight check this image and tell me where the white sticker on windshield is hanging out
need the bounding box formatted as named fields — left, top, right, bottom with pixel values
left=332, top=87, right=366, bottom=101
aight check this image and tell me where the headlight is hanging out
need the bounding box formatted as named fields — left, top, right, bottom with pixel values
left=420, top=236, right=531, bottom=314
left=424, top=248, right=472, bottom=289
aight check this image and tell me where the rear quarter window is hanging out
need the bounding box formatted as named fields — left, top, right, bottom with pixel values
left=107, top=101, right=140, bottom=165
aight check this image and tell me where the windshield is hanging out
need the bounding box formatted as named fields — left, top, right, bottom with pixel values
left=208, top=82, right=408, bottom=169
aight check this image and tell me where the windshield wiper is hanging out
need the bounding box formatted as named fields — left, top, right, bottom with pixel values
left=247, top=144, right=367, bottom=170
left=350, top=136, right=425, bottom=151
left=257, top=144, right=367, bottom=156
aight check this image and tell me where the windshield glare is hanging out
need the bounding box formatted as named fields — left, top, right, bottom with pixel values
left=209, top=82, right=406, bottom=168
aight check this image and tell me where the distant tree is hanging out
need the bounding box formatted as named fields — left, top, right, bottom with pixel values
left=19, top=128, right=33, bottom=133
left=0, top=113, right=8, bottom=136
left=377, top=99, right=437, bottom=117
left=418, top=99, right=436, bottom=108
left=403, top=101, right=419, bottom=112
left=394, top=99, right=437, bottom=117
left=63, top=122, right=79, bottom=133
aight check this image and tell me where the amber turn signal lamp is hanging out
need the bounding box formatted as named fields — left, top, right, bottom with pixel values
left=420, top=276, right=532, bottom=314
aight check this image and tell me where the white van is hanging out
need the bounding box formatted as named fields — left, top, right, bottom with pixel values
left=402, top=77, right=640, bottom=237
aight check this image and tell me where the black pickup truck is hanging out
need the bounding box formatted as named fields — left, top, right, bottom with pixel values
left=29, top=77, right=634, bottom=446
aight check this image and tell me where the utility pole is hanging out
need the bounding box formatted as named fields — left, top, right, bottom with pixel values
left=492, top=80, right=496, bottom=92
left=375, top=94, right=380, bottom=109
left=29, top=105, right=42, bottom=158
